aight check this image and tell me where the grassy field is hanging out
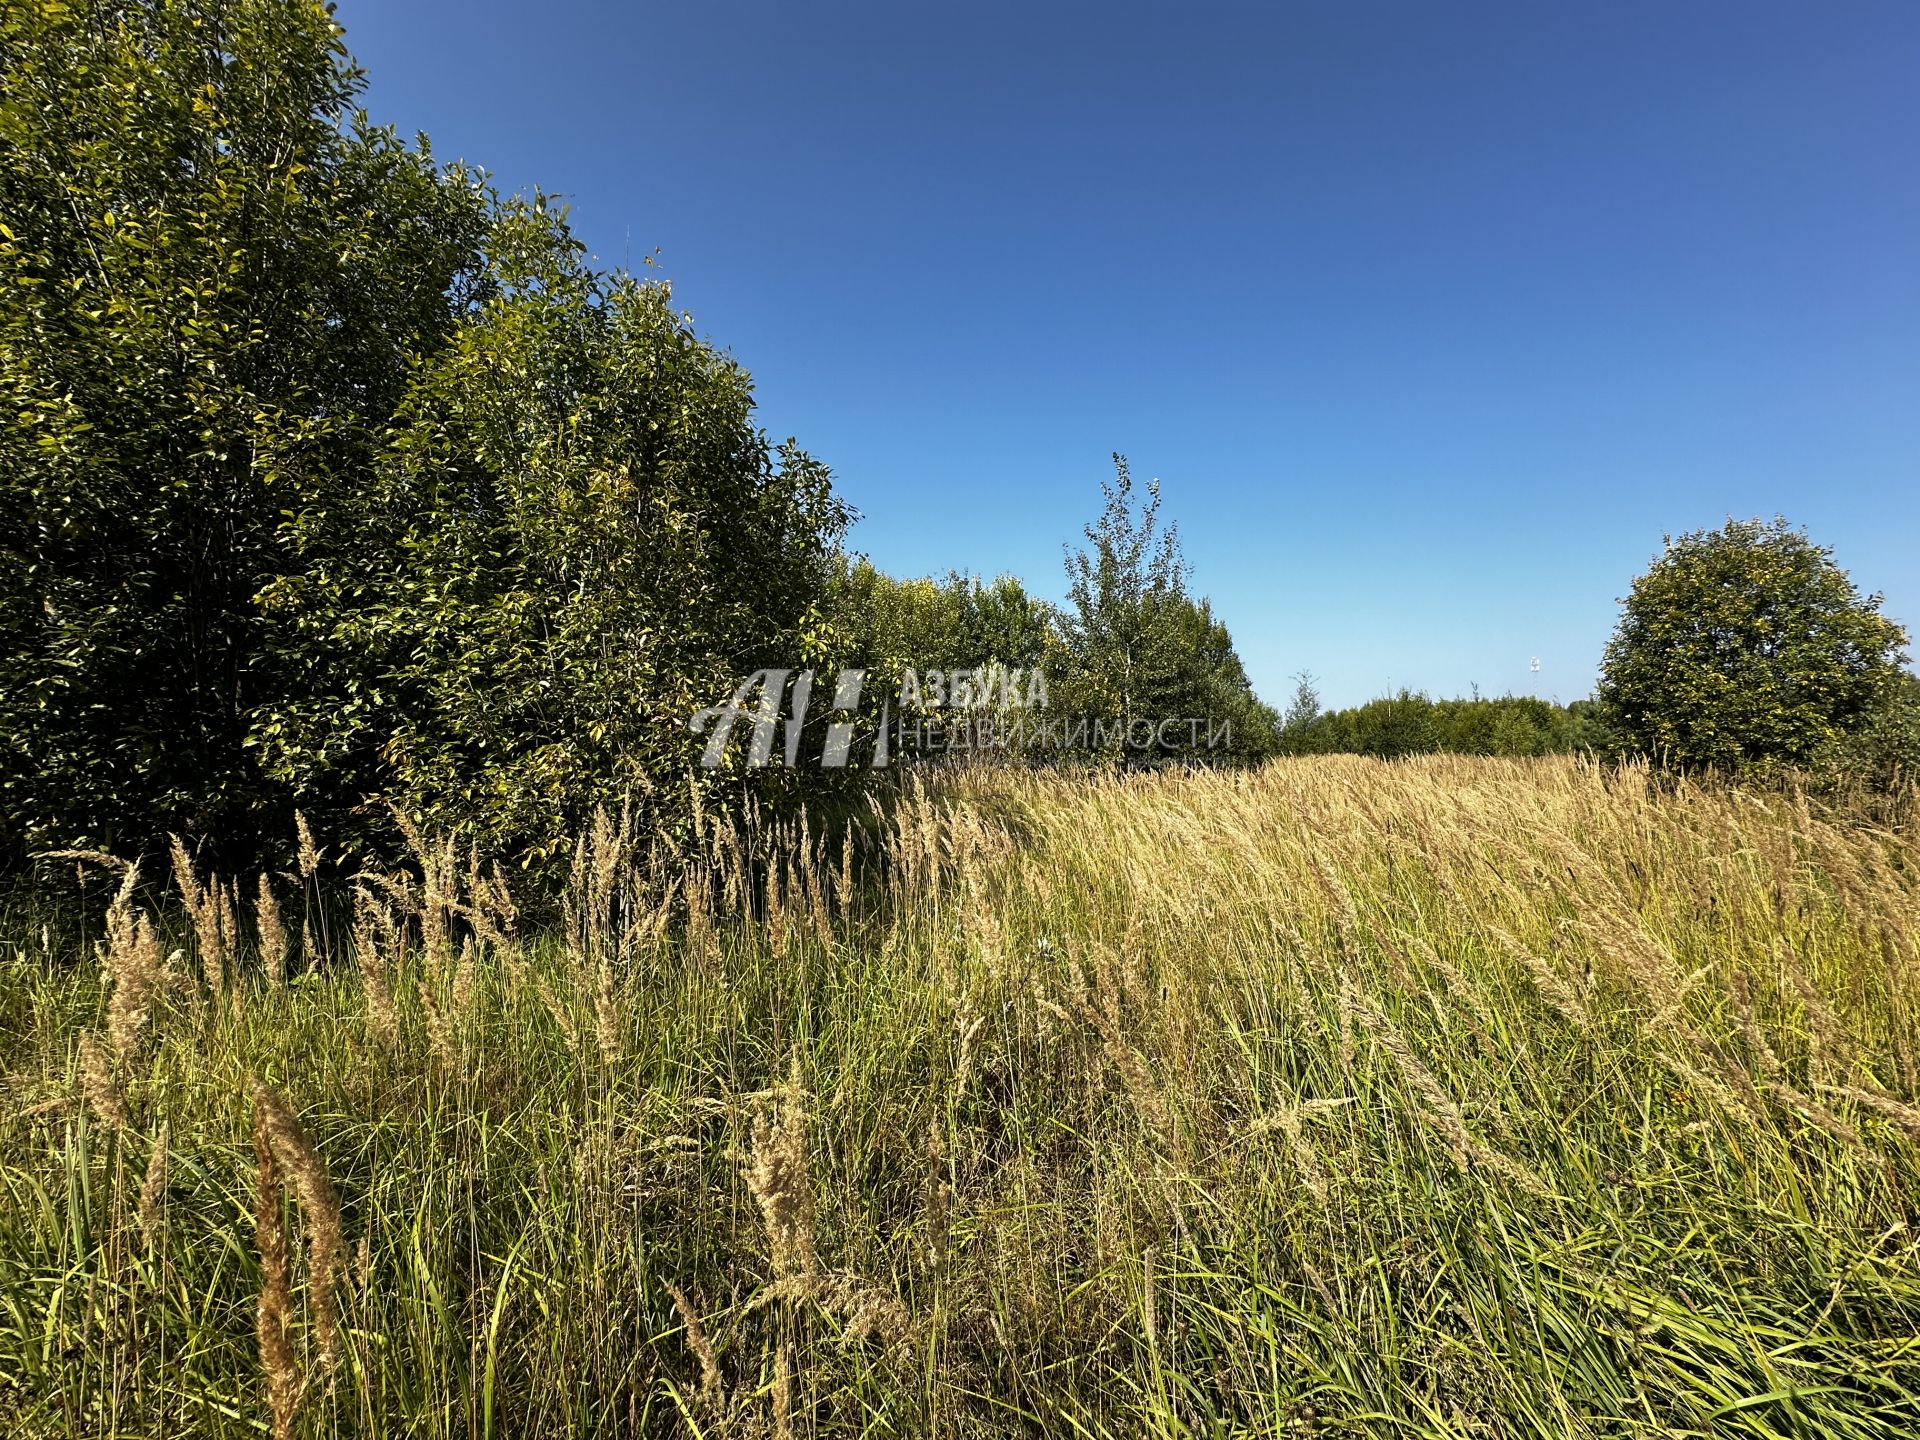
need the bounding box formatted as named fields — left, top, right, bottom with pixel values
left=4, top=756, right=1920, bottom=1438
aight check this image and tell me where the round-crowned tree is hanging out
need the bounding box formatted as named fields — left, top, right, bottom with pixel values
left=1598, top=518, right=1909, bottom=772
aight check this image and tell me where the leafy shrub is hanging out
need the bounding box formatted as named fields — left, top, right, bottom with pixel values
left=1598, top=517, right=1909, bottom=775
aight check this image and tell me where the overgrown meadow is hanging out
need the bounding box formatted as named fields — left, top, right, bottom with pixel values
left=4, top=756, right=1919, bottom=1438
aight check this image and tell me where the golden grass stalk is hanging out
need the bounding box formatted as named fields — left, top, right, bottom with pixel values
left=773, top=1340, right=794, bottom=1440
left=170, top=835, right=228, bottom=1000
left=592, top=962, right=620, bottom=1069
left=1486, top=923, right=1589, bottom=1030
left=217, top=881, right=243, bottom=1013
left=137, top=1119, right=170, bottom=1242
left=1660, top=1049, right=1768, bottom=1129
left=256, top=873, right=289, bottom=994
left=1820, top=1083, right=1920, bottom=1146
left=737, top=1058, right=912, bottom=1352
left=1345, top=983, right=1548, bottom=1198
left=352, top=888, right=400, bottom=1050
left=533, top=973, right=582, bottom=1056
left=101, top=863, right=168, bottom=1057
left=77, top=1032, right=128, bottom=1130
left=819, top=1272, right=910, bottom=1348
left=745, top=1058, right=820, bottom=1284
left=1783, top=948, right=1852, bottom=1081
left=418, top=981, right=456, bottom=1075
left=1246, top=1098, right=1352, bottom=1206
left=252, top=1080, right=346, bottom=1370
left=1730, top=970, right=1868, bottom=1152
left=665, top=1280, right=723, bottom=1404
left=294, top=811, right=321, bottom=881
left=1763, top=1079, right=1869, bottom=1153
left=764, top=856, right=788, bottom=965
left=451, top=936, right=477, bottom=1025
left=252, top=1102, right=301, bottom=1440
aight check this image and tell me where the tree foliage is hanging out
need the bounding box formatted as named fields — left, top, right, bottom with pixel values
left=1283, top=671, right=1322, bottom=732
left=255, top=203, right=848, bottom=865
left=1059, top=454, right=1186, bottom=733
left=0, top=0, right=847, bottom=869
left=1282, top=691, right=1610, bottom=760
left=827, top=561, right=1050, bottom=702
left=1835, top=674, right=1920, bottom=791
left=1057, top=455, right=1274, bottom=761
left=1146, top=592, right=1280, bottom=761
left=0, top=0, right=491, bottom=860
left=1598, top=518, right=1909, bottom=774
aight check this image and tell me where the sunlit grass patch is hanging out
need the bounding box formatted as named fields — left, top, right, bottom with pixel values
left=3, top=756, right=1919, bottom=1436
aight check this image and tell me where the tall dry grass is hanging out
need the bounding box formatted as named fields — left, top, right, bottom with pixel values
left=2, top=756, right=1919, bottom=1436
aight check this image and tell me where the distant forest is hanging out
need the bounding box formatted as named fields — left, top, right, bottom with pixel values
left=1278, top=685, right=1610, bottom=760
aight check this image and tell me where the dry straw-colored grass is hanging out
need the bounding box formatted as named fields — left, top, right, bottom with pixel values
left=3, top=755, right=1920, bottom=1437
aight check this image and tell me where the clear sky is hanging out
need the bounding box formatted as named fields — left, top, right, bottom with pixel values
left=334, top=0, right=1919, bottom=710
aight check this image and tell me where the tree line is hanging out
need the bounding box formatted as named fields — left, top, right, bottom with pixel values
left=1277, top=686, right=1611, bottom=760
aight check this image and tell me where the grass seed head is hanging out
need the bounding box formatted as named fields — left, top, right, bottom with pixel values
left=78, top=1032, right=128, bottom=1130
left=251, top=1081, right=345, bottom=1371
left=745, top=1058, right=820, bottom=1284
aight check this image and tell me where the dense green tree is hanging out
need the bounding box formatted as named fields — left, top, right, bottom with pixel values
left=813, top=561, right=1054, bottom=771
left=1825, top=673, right=1920, bottom=791
left=1147, top=593, right=1280, bottom=760
left=828, top=563, right=1051, bottom=686
left=827, top=561, right=958, bottom=707
left=1598, top=518, right=1909, bottom=773
left=254, top=202, right=849, bottom=866
left=1560, top=699, right=1618, bottom=756
left=953, top=572, right=1053, bottom=676
left=1337, top=690, right=1440, bottom=759
left=0, top=0, right=491, bottom=861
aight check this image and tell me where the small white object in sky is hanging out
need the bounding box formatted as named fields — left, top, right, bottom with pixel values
left=1529, top=657, right=1540, bottom=673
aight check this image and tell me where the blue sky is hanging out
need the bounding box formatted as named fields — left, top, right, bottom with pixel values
left=336, top=1, right=1919, bottom=709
